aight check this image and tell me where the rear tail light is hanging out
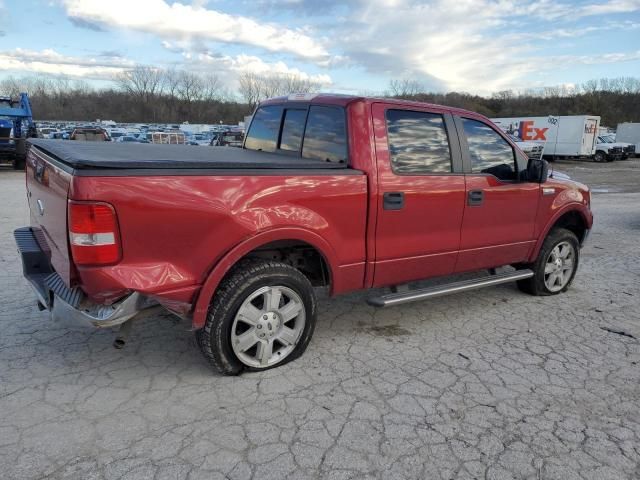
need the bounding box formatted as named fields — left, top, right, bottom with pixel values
left=68, top=201, right=121, bottom=265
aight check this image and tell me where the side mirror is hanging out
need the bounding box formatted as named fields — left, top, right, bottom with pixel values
left=526, top=158, right=549, bottom=183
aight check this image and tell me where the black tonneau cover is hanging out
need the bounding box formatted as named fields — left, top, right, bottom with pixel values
left=28, top=139, right=348, bottom=170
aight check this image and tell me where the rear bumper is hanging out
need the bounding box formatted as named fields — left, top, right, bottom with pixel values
left=14, top=227, right=156, bottom=328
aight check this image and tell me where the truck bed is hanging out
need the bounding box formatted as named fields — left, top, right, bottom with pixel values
left=28, top=139, right=351, bottom=172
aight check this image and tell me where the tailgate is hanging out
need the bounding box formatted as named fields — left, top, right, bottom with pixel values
left=26, top=147, right=73, bottom=285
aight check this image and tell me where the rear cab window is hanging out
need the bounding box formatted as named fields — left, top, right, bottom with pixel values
left=244, top=105, right=283, bottom=152
left=245, top=104, right=348, bottom=164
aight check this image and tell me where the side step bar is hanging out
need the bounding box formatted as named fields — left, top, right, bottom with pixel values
left=367, top=270, right=534, bottom=308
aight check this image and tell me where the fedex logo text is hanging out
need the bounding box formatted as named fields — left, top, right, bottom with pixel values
left=518, top=121, right=548, bottom=141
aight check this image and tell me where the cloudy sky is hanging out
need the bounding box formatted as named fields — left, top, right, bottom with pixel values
left=1, top=0, right=640, bottom=95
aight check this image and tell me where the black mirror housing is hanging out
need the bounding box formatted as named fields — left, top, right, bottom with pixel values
left=525, top=158, right=549, bottom=183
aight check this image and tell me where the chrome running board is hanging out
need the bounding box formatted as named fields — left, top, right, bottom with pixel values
left=367, top=270, right=534, bottom=308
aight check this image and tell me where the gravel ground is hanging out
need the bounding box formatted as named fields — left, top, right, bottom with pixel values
left=1, top=166, right=639, bottom=480
left=552, top=157, right=640, bottom=194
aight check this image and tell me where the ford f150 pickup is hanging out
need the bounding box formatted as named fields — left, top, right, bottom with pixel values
left=15, top=94, right=593, bottom=375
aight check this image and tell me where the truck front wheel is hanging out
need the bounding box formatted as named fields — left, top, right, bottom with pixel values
left=516, top=228, right=580, bottom=296
left=196, top=259, right=317, bottom=375
left=594, top=151, right=606, bottom=162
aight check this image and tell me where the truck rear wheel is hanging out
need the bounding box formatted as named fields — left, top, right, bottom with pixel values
left=196, top=259, right=317, bottom=375
left=516, top=228, right=579, bottom=296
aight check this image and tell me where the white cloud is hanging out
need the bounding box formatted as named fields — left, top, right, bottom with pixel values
left=62, top=0, right=329, bottom=61
left=549, top=50, right=640, bottom=66
left=206, top=53, right=331, bottom=85
left=11, top=0, right=640, bottom=96
left=335, top=0, right=532, bottom=93
left=330, top=0, right=640, bottom=94
left=0, top=48, right=133, bottom=79
left=162, top=43, right=333, bottom=88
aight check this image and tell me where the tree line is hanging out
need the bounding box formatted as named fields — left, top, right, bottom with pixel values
left=1, top=68, right=639, bottom=127
left=386, top=77, right=640, bottom=127
left=0, top=67, right=322, bottom=124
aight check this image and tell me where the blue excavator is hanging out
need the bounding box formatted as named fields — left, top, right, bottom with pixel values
left=0, top=92, right=37, bottom=169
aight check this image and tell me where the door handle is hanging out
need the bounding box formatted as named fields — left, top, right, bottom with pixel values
left=467, top=190, right=484, bottom=206
left=383, top=192, right=405, bottom=210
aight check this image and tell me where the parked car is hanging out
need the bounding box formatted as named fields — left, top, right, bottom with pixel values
left=16, top=94, right=592, bottom=375
left=595, top=135, right=624, bottom=162
left=210, top=130, right=244, bottom=147
left=598, top=134, right=635, bottom=159
left=69, top=126, right=110, bottom=141
left=116, top=135, right=141, bottom=143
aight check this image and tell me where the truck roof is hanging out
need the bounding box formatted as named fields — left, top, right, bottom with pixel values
left=259, top=93, right=484, bottom=119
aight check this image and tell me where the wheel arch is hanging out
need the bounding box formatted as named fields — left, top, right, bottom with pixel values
left=192, top=228, right=338, bottom=329
left=528, top=205, right=591, bottom=262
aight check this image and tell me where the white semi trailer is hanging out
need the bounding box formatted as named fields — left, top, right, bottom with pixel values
left=491, top=115, right=600, bottom=160
left=615, top=123, right=640, bottom=157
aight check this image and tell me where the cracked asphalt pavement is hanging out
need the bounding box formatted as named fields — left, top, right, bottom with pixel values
left=1, top=164, right=639, bottom=480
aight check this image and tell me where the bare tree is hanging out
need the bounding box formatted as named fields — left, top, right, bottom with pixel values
left=238, top=72, right=262, bottom=112
left=492, top=90, right=514, bottom=101
left=116, top=66, right=164, bottom=103
left=237, top=71, right=320, bottom=112
left=581, top=79, right=599, bottom=94
left=176, top=71, right=204, bottom=104
left=387, top=78, right=425, bottom=98
left=163, top=69, right=181, bottom=98
left=201, top=73, right=222, bottom=102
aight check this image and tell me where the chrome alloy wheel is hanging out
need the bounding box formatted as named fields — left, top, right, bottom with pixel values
left=544, top=241, right=576, bottom=292
left=231, top=285, right=306, bottom=368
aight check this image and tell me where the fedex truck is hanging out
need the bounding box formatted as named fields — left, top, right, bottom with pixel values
left=491, top=115, right=600, bottom=160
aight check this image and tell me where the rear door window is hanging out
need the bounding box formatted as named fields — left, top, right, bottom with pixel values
left=386, top=109, right=452, bottom=174
left=244, top=105, right=283, bottom=152
left=302, top=106, right=347, bottom=163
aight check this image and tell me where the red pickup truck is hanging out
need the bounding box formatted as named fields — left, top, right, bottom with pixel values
left=15, top=94, right=592, bottom=375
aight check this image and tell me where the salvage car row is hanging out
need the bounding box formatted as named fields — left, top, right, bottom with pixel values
left=36, top=121, right=245, bottom=146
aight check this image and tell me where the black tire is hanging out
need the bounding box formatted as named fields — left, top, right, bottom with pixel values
left=196, top=258, right=317, bottom=375
left=594, top=151, right=606, bottom=163
left=516, top=228, right=580, bottom=296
